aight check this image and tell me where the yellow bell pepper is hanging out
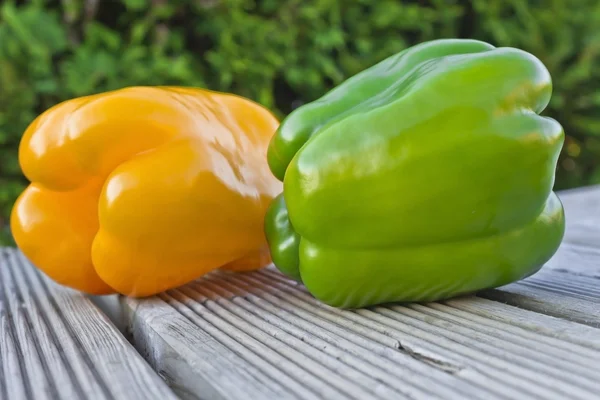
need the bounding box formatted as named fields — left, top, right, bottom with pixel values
left=11, top=86, right=282, bottom=296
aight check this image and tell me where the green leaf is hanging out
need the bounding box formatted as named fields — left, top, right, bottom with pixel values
left=84, top=22, right=122, bottom=51
left=123, top=0, right=149, bottom=12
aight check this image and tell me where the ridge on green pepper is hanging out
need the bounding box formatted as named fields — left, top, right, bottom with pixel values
left=265, top=38, right=565, bottom=309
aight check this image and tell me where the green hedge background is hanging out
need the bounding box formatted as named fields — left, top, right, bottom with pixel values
left=1, top=0, right=599, bottom=244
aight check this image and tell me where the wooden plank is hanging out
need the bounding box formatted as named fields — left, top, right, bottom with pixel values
left=116, top=186, right=600, bottom=400
left=482, top=268, right=599, bottom=328
left=542, top=242, right=600, bottom=277
left=122, top=265, right=600, bottom=400
left=480, top=186, right=600, bottom=323
left=0, top=248, right=177, bottom=400
left=558, top=184, right=600, bottom=249
left=563, top=220, right=600, bottom=250
left=123, top=293, right=317, bottom=400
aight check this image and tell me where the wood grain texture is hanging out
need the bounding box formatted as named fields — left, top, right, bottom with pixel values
left=480, top=185, right=600, bottom=325
left=118, top=185, right=600, bottom=400
left=122, top=268, right=600, bottom=400
left=558, top=184, right=600, bottom=249
left=483, top=268, right=599, bottom=328
left=0, top=248, right=177, bottom=400
left=124, top=267, right=600, bottom=400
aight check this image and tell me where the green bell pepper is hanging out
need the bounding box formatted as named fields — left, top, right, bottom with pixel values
left=265, top=38, right=565, bottom=309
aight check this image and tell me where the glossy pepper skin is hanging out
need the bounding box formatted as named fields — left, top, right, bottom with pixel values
left=11, top=86, right=281, bottom=296
left=265, top=39, right=565, bottom=309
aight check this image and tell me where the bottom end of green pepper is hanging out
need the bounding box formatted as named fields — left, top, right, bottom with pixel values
left=267, top=192, right=565, bottom=309
left=298, top=192, right=565, bottom=309
left=265, top=194, right=302, bottom=281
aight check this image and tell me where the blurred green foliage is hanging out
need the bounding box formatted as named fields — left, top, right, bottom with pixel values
left=1, top=0, right=599, bottom=244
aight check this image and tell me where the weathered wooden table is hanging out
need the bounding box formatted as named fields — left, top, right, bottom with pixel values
left=2, top=186, right=599, bottom=400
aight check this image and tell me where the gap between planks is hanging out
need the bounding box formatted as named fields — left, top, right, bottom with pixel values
left=0, top=248, right=177, bottom=400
